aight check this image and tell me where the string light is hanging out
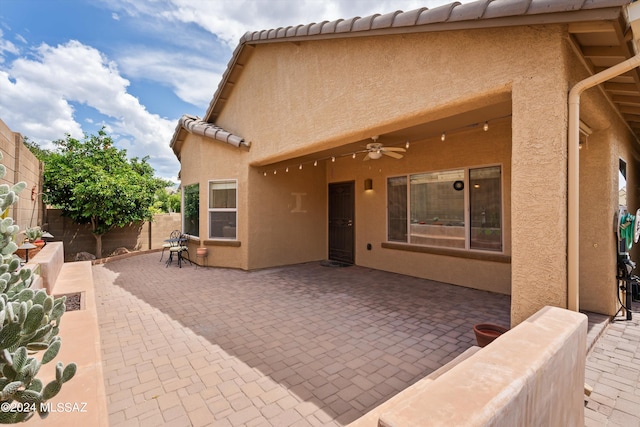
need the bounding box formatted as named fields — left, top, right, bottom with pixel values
left=260, top=115, right=508, bottom=176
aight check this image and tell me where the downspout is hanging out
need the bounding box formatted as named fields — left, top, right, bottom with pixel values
left=567, top=2, right=640, bottom=312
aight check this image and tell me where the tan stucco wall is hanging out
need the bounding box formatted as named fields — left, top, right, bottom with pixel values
left=215, top=26, right=568, bottom=325
left=328, top=118, right=512, bottom=294
left=178, top=24, right=630, bottom=323
left=178, top=134, right=250, bottom=269
left=247, top=165, right=327, bottom=269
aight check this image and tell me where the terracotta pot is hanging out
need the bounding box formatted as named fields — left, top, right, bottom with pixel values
left=473, top=323, right=509, bottom=347
left=196, top=247, right=208, bottom=256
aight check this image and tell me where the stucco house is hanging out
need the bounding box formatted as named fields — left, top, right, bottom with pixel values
left=170, top=0, right=640, bottom=326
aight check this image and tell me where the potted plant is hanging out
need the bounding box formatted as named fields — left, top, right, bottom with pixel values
left=19, top=227, right=46, bottom=260
left=25, top=227, right=44, bottom=243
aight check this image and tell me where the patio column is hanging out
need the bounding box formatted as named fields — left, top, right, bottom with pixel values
left=510, top=79, right=568, bottom=327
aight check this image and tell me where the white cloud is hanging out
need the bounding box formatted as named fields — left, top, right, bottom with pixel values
left=0, top=40, right=180, bottom=180
left=0, top=29, right=20, bottom=63
left=112, top=12, right=120, bottom=21
left=117, top=49, right=221, bottom=108
left=105, top=0, right=469, bottom=47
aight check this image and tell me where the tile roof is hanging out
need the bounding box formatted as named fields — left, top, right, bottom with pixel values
left=170, top=0, right=635, bottom=156
left=169, top=114, right=248, bottom=158
left=239, top=0, right=628, bottom=43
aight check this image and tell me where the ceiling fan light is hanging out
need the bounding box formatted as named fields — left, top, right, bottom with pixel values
left=369, top=151, right=383, bottom=160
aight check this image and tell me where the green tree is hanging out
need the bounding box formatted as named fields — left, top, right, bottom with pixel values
left=43, top=129, right=170, bottom=258
left=22, top=136, right=51, bottom=162
left=149, top=188, right=180, bottom=214
left=168, top=192, right=181, bottom=213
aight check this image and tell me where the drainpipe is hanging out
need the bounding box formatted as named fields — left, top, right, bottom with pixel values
left=567, top=2, right=640, bottom=312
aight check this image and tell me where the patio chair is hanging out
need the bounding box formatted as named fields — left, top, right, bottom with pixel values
left=160, top=229, right=181, bottom=262
left=166, top=234, right=192, bottom=268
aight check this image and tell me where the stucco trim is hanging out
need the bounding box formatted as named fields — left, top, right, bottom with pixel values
left=381, top=242, right=511, bottom=263
left=203, top=240, right=242, bottom=247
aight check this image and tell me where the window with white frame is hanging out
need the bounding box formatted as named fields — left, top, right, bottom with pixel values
left=387, top=165, right=502, bottom=251
left=209, top=180, right=237, bottom=239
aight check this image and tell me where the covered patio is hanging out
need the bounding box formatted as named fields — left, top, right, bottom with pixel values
left=95, top=252, right=511, bottom=426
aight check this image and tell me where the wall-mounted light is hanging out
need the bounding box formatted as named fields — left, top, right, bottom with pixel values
left=364, top=178, right=373, bottom=191
left=483, top=121, right=489, bottom=131
left=441, top=132, right=446, bottom=141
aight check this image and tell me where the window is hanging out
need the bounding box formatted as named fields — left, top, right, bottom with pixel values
left=388, top=166, right=502, bottom=252
left=387, top=176, right=407, bottom=242
left=209, top=180, right=237, bottom=239
left=469, top=166, right=502, bottom=250
left=183, top=183, right=199, bottom=237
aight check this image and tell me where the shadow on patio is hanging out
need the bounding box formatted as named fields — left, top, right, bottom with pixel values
left=94, top=253, right=510, bottom=426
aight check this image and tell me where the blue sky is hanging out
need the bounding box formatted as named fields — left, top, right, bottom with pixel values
left=0, top=0, right=467, bottom=182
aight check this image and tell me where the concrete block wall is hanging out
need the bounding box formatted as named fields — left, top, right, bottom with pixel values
left=0, top=118, right=44, bottom=231
left=46, top=210, right=181, bottom=261
left=348, top=306, right=587, bottom=427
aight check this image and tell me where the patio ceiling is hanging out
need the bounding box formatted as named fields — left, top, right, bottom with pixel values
left=568, top=15, right=640, bottom=140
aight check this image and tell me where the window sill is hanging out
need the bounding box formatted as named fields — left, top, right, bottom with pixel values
left=203, top=239, right=241, bottom=247
left=381, top=242, right=510, bottom=263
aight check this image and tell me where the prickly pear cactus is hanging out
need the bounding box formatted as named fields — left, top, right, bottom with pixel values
left=0, top=152, right=76, bottom=423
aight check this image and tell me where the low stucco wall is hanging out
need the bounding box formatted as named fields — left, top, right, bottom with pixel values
left=349, top=306, right=587, bottom=426
left=24, top=241, right=108, bottom=426
left=26, top=242, right=64, bottom=294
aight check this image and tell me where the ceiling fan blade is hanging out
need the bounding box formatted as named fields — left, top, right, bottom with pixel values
left=383, top=151, right=403, bottom=159
left=363, top=153, right=371, bottom=161
left=382, top=147, right=406, bottom=152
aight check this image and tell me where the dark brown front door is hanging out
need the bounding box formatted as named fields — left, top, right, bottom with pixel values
left=328, top=181, right=355, bottom=264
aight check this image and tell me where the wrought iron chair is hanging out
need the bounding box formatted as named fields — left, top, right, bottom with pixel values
left=166, top=233, right=192, bottom=268
left=160, top=229, right=181, bottom=262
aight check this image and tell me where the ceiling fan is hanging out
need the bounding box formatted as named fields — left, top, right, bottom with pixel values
left=363, top=136, right=406, bottom=160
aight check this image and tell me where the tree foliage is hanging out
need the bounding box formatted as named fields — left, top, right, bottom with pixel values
left=149, top=188, right=181, bottom=215
left=43, top=129, right=170, bottom=258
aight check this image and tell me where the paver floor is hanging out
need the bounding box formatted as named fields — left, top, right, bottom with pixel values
left=584, top=300, right=640, bottom=427
left=93, top=253, right=511, bottom=426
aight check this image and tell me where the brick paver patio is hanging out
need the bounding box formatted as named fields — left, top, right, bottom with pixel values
left=94, top=253, right=511, bottom=426
left=584, top=301, right=640, bottom=427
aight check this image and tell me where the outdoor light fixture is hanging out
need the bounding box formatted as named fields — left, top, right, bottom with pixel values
left=364, top=178, right=373, bottom=191
left=18, top=242, right=36, bottom=263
